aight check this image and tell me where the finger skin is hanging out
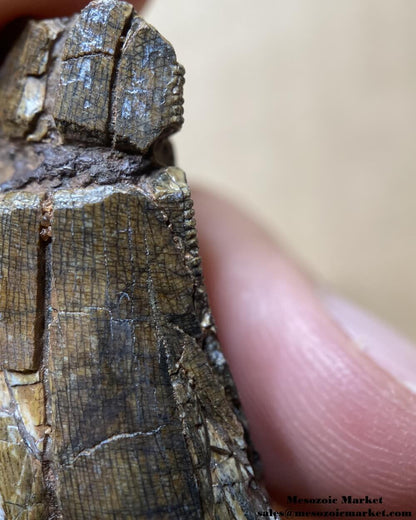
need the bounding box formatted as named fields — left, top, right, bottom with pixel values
left=0, top=0, right=146, bottom=26
left=193, top=188, right=416, bottom=511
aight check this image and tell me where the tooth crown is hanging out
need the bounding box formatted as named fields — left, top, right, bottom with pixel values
left=0, top=0, right=185, bottom=154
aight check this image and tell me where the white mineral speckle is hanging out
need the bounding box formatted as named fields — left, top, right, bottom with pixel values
left=17, top=77, right=45, bottom=121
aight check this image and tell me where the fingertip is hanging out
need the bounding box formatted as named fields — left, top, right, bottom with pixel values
left=0, top=0, right=85, bottom=26
left=193, top=187, right=416, bottom=510
left=0, top=0, right=147, bottom=28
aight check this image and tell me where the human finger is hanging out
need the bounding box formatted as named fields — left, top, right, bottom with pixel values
left=193, top=188, right=416, bottom=511
left=0, top=0, right=147, bottom=27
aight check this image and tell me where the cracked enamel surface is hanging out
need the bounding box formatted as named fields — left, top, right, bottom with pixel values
left=0, top=168, right=268, bottom=518
left=0, top=370, right=47, bottom=519
left=0, top=0, right=185, bottom=153
left=0, top=19, right=64, bottom=140
left=0, top=1, right=269, bottom=517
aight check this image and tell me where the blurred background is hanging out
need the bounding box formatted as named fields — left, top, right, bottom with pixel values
left=144, top=0, right=416, bottom=342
